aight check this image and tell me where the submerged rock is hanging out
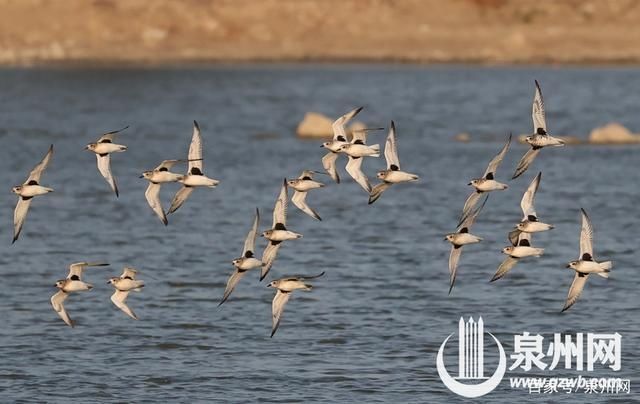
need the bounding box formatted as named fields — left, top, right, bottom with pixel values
left=589, top=122, right=640, bottom=144
left=296, top=112, right=364, bottom=138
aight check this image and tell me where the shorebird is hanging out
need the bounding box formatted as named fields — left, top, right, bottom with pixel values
left=491, top=232, right=544, bottom=282
left=368, top=121, right=419, bottom=204
left=338, top=127, right=383, bottom=193
left=321, top=107, right=362, bottom=183
left=288, top=170, right=325, bottom=221
left=12, top=144, right=54, bottom=243
left=220, top=208, right=262, bottom=305
left=85, top=126, right=128, bottom=197
left=267, top=272, right=325, bottom=337
left=562, top=208, right=613, bottom=312
left=508, top=172, right=554, bottom=246
left=107, top=267, right=145, bottom=320
left=168, top=121, right=220, bottom=214
left=140, top=159, right=190, bottom=225
left=512, top=80, right=565, bottom=179
left=445, top=195, right=488, bottom=294
left=459, top=134, right=511, bottom=224
left=260, top=180, right=302, bottom=281
left=51, top=261, right=109, bottom=327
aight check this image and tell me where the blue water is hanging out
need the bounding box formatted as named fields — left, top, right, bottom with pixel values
left=0, top=65, right=638, bottom=402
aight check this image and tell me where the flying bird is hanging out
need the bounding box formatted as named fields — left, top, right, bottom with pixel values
left=338, top=127, right=383, bottom=192
left=508, top=172, right=554, bottom=246
left=140, top=159, right=189, bottom=225
left=267, top=272, right=325, bottom=337
left=321, top=107, right=363, bottom=183
left=168, top=121, right=220, bottom=214
left=107, top=267, right=145, bottom=320
left=288, top=170, right=326, bottom=221
left=50, top=261, right=108, bottom=327
left=12, top=144, right=54, bottom=243
left=490, top=232, right=544, bottom=282
left=260, top=180, right=303, bottom=281
left=445, top=195, right=488, bottom=294
left=512, top=80, right=565, bottom=179
left=85, top=126, right=129, bottom=197
left=459, top=134, right=511, bottom=224
left=220, top=208, right=263, bottom=305
left=562, top=208, right=613, bottom=312
left=368, top=121, right=419, bottom=204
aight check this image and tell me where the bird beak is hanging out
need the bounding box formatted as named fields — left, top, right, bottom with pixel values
left=320, top=144, right=325, bottom=148
left=106, top=281, right=111, bottom=284
left=443, top=237, right=448, bottom=241
left=467, top=182, right=472, bottom=186
left=565, top=264, right=571, bottom=268
left=138, top=175, right=144, bottom=178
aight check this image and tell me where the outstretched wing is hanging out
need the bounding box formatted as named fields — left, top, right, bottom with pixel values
left=490, top=256, right=520, bottom=282
left=368, top=182, right=392, bottom=205
left=154, top=159, right=183, bottom=171
left=272, top=179, right=288, bottom=228
left=271, top=290, right=292, bottom=337
left=282, top=272, right=326, bottom=282
left=292, top=190, right=321, bottom=221
left=332, top=107, right=362, bottom=142
left=345, top=157, right=371, bottom=193
left=12, top=198, right=32, bottom=244
left=483, top=133, right=511, bottom=179
left=145, top=183, right=167, bottom=225
left=562, top=273, right=589, bottom=312
left=219, top=269, right=247, bottom=306
left=96, top=154, right=118, bottom=197
left=25, top=144, right=53, bottom=184
left=384, top=121, right=400, bottom=170
left=97, top=125, right=129, bottom=143
left=532, top=80, right=547, bottom=134
left=110, top=290, right=138, bottom=320
left=579, top=208, right=594, bottom=260
left=187, top=121, right=203, bottom=174
left=67, top=261, right=109, bottom=280
left=448, top=246, right=463, bottom=294
left=520, top=172, right=541, bottom=219
left=260, top=242, right=281, bottom=281
left=512, top=148, right=540, bottom=180
left=459, top=191, right=483, bottom=227
left=51, top=290, right=73, bottom=327
left=321, top=152, right=340, bottom=183
left=167, top=186, right=195, bottom=214
left=243, top=208, right=260, bottom=256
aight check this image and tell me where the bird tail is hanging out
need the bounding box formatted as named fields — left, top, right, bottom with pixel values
left=370, top=144, right=380, bottom=157
left=597, top=261, right=613, bottom=278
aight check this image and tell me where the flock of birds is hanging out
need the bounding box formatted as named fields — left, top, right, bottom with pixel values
left=10, top=80, right=612, bottom=335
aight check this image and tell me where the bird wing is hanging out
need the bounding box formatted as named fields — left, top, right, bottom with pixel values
left=111, top=290, right=138, bottom=320
left=520, top=172, right=541, bottom=219
left=187, top=121, right=203, bottom=174
left=459, top=191, right=483, bottom=227
left=167, top=186, right=194, bottom=214
left=154, top=159, right=183, bottom=171
left=351, top=129, right=367, bottom=144
left=219, top=269, right=247, bottom=306
left=145, top=182, right=167, bottom=225
left=384, top=121, right=400, bottom=169
left=458, top=194, right=489, bottom=231
left=490, top=256, right=520, bottom=282
left=12, top=197, right=32, bottom=244
left=271, top=290, right=292, bottom=337
left=272, top=179, right=288, bottom=228
left=483, top=133, right=511, bottom=178
left=512, top=148, right=540, bottom=180
left=25, top=144, right=53, bottom=184
left=281, top=272, right=326, bottom=282
left=67, top=261, right=109, bottom=280
left=532, top=80, right=547, bottom=134
left=292, top=190, right=321, bottom=221
left=579, top=208, right=594, bottom=259
left=332, top=106, right=362, bottom=142
left=97, top=125, right=129, bottom=143
left=508, top=229, right=522, bottom=247
left=121, top=267, right=138, bottom=279
left=368, top=182, right=392, bottom=205
left=260, top=242, right=281, bottom=281
left=96, top=154, right=119, bottom=197
left=243, top=208, right=260, bottom=256
left=562, top=273, right=589, bottom=312
left=345, top=157, right=371, bottom=192
left=321, top=152, right=340, bottom=183
left=448, top=246, right=463, bottom=294
left=51, top=290, right=73, bottom=327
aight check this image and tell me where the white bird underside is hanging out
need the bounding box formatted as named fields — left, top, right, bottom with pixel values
left=51, top=290, right=73, bottom=327
left=345, top=157, right=371, bottom=192
left=145, top=182, right=167, bottom=225
left=96, top=154, right=118, bottom=197
left=111, top=290, right=138, bottom=320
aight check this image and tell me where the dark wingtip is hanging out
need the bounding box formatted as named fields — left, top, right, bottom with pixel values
left=11, top=237, right=17, bottom=244
left=390, top=120, right=396, bottom=130
left=193, top=120, right=199, bottom=130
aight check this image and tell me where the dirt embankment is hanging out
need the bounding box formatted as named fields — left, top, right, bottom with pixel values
left=3, top=0, right=640, bottom=66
